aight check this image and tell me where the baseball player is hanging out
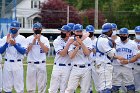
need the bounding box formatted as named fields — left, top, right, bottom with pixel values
left=132, top=26, right=140, bottom=93
left=111, top=23, right=127, bottom=93
left=111, top=23, right=120, bottom=42
left=26, top=22, right=50, bottom=93
left=95, top=23, right=125, bottom=93
left=65, top=24, right=92, bottom=93
left=0, top=39, right=3, bottom=93
left=112, top=28, right=137, bottom=93
left=48, top=25, right=74, bottom=93
left=1, top=21, right=26, bottom=93
left=67, top=23, right=75, bottom=36
left=85, top=25, right=99, bottom=93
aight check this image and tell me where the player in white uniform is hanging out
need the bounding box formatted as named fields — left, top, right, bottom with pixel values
left=1, top=21, right=26, bottom=93
left=95, top=23, right=125, bottom=93
left=132, top=26, right=140, bottom=93
left=111, top=23, right=127, bottom=93
left=67, top=23, right=75, bottom=36
left=112, top=28, right=137, bottom=93
left=111, top=23, right=120, bottom=42
left=65, top=24, right=92, bottom=93
left=85, top=25, right=99, bottom=93
left=0, top=39, right=3, bottom=93
left=26, top=22, right=50, bottom=93
left=48, top=25, right=73, bottom=93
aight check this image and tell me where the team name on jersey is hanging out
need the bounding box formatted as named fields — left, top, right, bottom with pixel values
left=116, top=48, right=132, bottom=53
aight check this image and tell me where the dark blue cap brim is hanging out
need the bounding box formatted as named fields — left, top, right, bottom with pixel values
left=102, top=29, right=110, bottom=33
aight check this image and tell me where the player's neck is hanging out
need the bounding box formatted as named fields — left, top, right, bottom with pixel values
left=111, top=35, right=117, bottom=41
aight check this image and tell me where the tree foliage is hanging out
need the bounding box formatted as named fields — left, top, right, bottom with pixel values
left=40, top=0, right=81, bottom=28
left=66, top=0, right=140, bottom=29
left=81, top=9, right=105, bottom=28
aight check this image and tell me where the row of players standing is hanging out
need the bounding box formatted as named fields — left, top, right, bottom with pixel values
left=0, top=20, right=140, bottom=93
left=0, top=21, right=50, bottom=93
left=48, top=23, right=140, bottom=93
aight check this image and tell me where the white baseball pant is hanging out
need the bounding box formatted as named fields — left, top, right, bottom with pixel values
left=133, top=63, right=140, bottom=91
left=112, top=65, right=134, bottom=86
left=26, top=62, right=47, bottom=93
left=65, top=66, right=91, bottom=93
left=3, top=61, right=24, bottom=93
left=95, top=63, right=113, bottom=91
left=48, top=65, right=71, bottom=93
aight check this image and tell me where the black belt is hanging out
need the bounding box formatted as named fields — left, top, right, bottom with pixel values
left=28, top=61, right=45, bottom=64
left=107, top=63, right=111, bottom=64
left=74, top=64, right=91, bottom=68
left=136, top=63, right=140, bottom=66
left=5, top=59, right=21, bottom=62
left=54, top=63, right=71, bottom=66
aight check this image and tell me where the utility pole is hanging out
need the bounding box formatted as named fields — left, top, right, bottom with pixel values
left=14, top=0, right=17, bottom=20
left=1, top=0, right=5, bottom=18
left=94, top=0, right=98, bottom=29
left=67, top=5, right=69, bottom=24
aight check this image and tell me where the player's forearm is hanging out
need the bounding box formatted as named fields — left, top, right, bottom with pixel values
left=81, top=43, right=91, bottom=56
left=92, top=49, right=96, bottom=54
left=129, top=56, right=138, bottom=63
left=27, top=44, right=33, bottom=53
left=0, top=42, right=8, bottom=54
left=14, top=44, right=26, bottom=55
left=69, top=47, right=79, bottom=59
left=59, top=43, right=71, bottom=57
left=38, top=41, right=49, bottom=53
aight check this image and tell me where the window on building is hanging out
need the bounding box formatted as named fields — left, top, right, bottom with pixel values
left=31, top=0, right=40, bottom=9
left=17, top=17, right=23, bottom=28
left=17, top=17, right=25, bottom=28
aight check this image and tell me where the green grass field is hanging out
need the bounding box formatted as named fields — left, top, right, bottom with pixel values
left=1, top=56, right=97, bottom=93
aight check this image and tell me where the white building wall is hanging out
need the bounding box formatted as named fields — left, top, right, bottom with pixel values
left=11, top=0, right=47, bottom=28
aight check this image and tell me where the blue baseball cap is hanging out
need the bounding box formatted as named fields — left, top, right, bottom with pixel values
left=33, top=22, right=42, bottom=29
left=86, top=25, right=94, bottom=32
left=73, top=24, right=83, bottom=31
left=135, top=26, right=140, bottom=33
left=59, top=25, right=71, bottom=31
left=67, top=23, right=75, bottom=31
left=10, top=21, right=21, bottom=30
left=111, top=23, right=117, bottom=29
left=102, top=23, right=112, bottom=33
left=119, top=28, right=129, bottom=34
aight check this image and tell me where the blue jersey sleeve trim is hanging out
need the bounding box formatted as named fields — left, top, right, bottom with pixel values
left=0, top=42, right=8, bottom=54
left=14, top=43, right=26, bottom=55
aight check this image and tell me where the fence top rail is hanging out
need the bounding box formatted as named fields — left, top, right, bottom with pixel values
left=19, top=28, right=135, bottom=34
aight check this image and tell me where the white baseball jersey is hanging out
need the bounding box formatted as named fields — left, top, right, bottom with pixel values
left=26, top=35, right=49, bottom=93
left=49, top=36, right=72, bottom=93
left=2, top=34, right=26, bottom=93
left=96, top=35, right=115, bottom=65
left=26, top=35, right=50, bottom=62
left=68, top=37, right=92, bottom=65
left=53, top=36, right=71, bottom=64
left=113, top=39, right=138, bottom=68
left=2, top=35, right=26, bottom=60
left=133, top=40, right=140, bottom=63
left=89, top=37, right=97, bottom=63
left=132, top=40, right=140, bottom=91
